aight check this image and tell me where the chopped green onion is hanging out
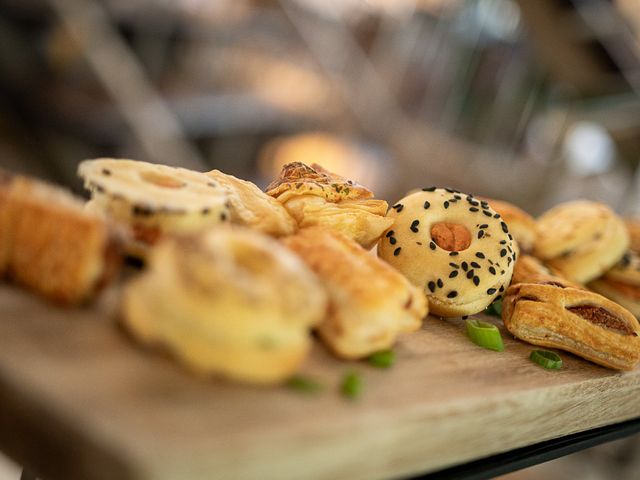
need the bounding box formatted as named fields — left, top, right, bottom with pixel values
left=530, top=350, right=563, bottom=370
left=287, top=375, right=323, bottom=394
left=341, top=371, right=363, bottom=400
left=485, top=298, right=503, bottom=317
left=367, top=350, right=395, bottom=368
left=465, top=319, right=505, bottom=352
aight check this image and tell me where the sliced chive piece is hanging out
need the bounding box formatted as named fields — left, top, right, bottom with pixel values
left=465, top=319, right=504, bottom=352
left=287, top=375, right=323, bottom=394
left=530, top=350, right=563, bottom=370
left=485, top=298, right=503, bottom=317
left=368, top=350, right=395, bottom=369
left=341, top=371, right=363, bottom=400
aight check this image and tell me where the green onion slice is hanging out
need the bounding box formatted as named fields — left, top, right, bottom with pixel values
left=465, top=319, right=505, bottom=352
left=341, top=371, right=363, bottom=400
left=485, top=298, right=503, bottom=317
left=287, top=375, right=323, bottom=394
left=367, top=350, right=395, bottom=368
left=530, top=350, right=563, bottom=370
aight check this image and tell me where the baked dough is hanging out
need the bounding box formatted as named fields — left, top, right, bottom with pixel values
left=266, top=162, right=393, bottom=249
left=283, top=227, right=427, bottom=359
left=478, top=197, right=537, bottom=253
left=511, top=254, right=581, bottom=290
left=589, top=251, right=640, bottom=317
left=625, top=218, right=640, bottom=253
left=534, top=200, right=629, bottom=284
left=123, top=227, right=326, bottom=385
left=79, top=159, right=230, bottom=255
left=502, top=282, right=640, bottom=370
left=205, top=170, right=296, bottom=237
left=378, top=188, right=515, bottom=317
left=1, top=170, right=122, bottom=305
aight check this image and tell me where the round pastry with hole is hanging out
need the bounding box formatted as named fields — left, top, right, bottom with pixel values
left=534, top=200, right=629, bottom=284
left=378, top=188, right=516, bottom=317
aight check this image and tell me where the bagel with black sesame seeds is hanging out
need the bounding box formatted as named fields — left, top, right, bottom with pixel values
left=378, top=188, right=516, bottom=317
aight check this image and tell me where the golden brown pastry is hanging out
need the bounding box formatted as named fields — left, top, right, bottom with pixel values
left=266, top=162, right=393, bottom=249
left=378, top=188, right=515, bottom=317
left=205, top=169, right=296, bottom=237
left=534, top=201, right=629, bottom=284
left=502, top=282, right=640, bottom=370
left=283, top=227, right=427, bottom=359
left=0, top=170, right=122, bottom=305
left=625, top=218, right=640, bottom=253
left=589, top=251, right=640, bottom=318
left=511, top=254, right=581, bottom=290
left=79, top=159, right=230, bottom=256
left=478, top=197, right=537, bottom=253
left=123, top=227, right=326, bottom=385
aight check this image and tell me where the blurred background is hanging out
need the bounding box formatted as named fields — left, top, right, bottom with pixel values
left=0, top=0, right=639, bottom=478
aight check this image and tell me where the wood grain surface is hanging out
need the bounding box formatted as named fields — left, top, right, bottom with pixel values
left=0, top=284, right=638, bottom=480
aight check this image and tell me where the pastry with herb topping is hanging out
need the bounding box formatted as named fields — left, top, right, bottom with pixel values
left=266, top=162, right=392, bottom=249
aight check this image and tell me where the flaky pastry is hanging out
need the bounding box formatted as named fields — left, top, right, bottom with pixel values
left=283, top=227, right=427, bottom=359
left=266, top=162, right=393, bottom=249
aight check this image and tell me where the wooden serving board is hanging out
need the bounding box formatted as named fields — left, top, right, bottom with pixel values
left=0, top=284, right=639, bottom=480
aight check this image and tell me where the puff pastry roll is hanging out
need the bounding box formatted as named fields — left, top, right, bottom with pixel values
left=283, top=227, right=427, bottom=359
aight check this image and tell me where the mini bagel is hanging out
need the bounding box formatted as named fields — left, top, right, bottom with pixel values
left=378, top=188, right=516, bottom=317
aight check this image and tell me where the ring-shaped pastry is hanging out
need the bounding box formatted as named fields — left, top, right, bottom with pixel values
left=378, top=188, right=516, bottom=317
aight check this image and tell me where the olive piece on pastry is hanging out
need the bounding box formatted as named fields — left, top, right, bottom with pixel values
left=283, top=227, right=427, bottom=359
left=79, top=159, right=230, bottom=256
left=534, top=200, right=629, bottom=284
left=122, top=228, right=327, bottom=385
left=266, top=162, right=393, bottom=250
left=502, top=282, right=640, bottom=370
left=378, top=188, right=515, bottom=317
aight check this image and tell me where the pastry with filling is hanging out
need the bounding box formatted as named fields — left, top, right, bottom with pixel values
left=123, top=227, right=326, bottom=385
left=283, top=227, right=427, bottom=359
left=0, top=170, right=122, bottom=305
left=266, top=162, right=393, bottom=249
left=205, top=169, right=296, bottom=237
left=79, top=158, right=230, bottom=257
left=534, top=200, right=629, bottom=284
left=502, top=281, right=640, bottom=370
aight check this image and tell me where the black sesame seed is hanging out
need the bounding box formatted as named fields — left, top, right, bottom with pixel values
left=462, top=262, right=468, bottom=271
left=471, top=262, right=481, bottom=268
left=386, top=230, right=395, bottom=238
left=469, top=207, right=479, bottom=212
left=513, top=252, right=517, bottom=261
left=499, top=286, right=505, bottom=292
left=449, top=252, right=459, bottom=256
left=410, top=220, right=420, bottom=232
left=468, top=199, right=479, bottom=206
left=508, top=246, right=513, bottom=253
left=393, top=204, right=404, bottom=212
left=437, top=279, right=443, bottom=288
left=220, top=212, right=228, bottom=221
left=423, top=186, right=436, bottom=192
left=390, top=237, right=397, bottom=245
left=449, top=271, right=458, bottom=278
left=466, top=270, right=475, bottom=279
left=501, top=270, right=505, bottom=274
left=493, top=213, right=500, bottom=218
left=445, top=187, right=456, bottom=193
left=428, top=281, right=436, bottom=293
left=487, top=288, right=497, bottom=295
left=444, top=201, right=450, bottom=209
left=430, top=241, right=436, bottom=250
left=102, top=168, right=111, bottom=176
left=416, top=242, right=423, bottom=246
left=479, top=224, right=488, bottom=229
left=423, top=201, right=431, bottom=210
left=449, top=262, right=459, bottom=269
left=477, top=230, right=484, bottom=239
left=476, top=252, right=485, bottom=259
left=462, top=315, right=469, bottom=320
left=489, top=266, right=496, bottom=275
left=480, top=201, right=489, bottom=208
left=394, top=247, right=402, bottom=256
left=500, top=240, right=507, bottom=245
left=447, top=291, right=458, bottom=298
left=483, top=210, right=492, bottom=217
left=507, top=257, right=512, bottom=265
left=132, top=205, right=154, bottom=217
left=500, top=249, right=507, bottom=257
left=473, top=276, right=480, bottom=286
left=501, top=221, right=509, bottom=233
left=508, top=233, right=513, bottom=240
